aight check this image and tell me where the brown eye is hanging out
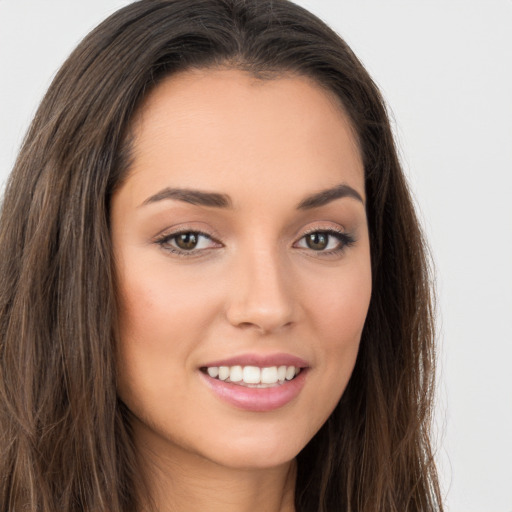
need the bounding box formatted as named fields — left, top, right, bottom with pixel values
left=305, top=232, right=329, bottom=250
left=295, top=229, right=354, bottom=254
left=175, top=232, right=199, bottom=250
left=156, top=230, right=221, bottom=255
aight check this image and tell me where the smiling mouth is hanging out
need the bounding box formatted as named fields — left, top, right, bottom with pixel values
left=200, top=365, right=302, bottom=388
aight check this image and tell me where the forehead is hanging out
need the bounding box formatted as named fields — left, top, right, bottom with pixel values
left=124, top=68, right=364, bottom=205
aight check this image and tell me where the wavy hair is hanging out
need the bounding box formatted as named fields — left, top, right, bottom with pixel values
left=0, top=1, right=443, bottom=510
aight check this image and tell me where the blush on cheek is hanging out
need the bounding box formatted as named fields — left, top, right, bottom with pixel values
left=317, top=284, right=371, bottom=330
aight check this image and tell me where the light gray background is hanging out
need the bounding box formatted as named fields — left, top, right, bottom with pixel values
left=1, top=1, right=511, bottom=511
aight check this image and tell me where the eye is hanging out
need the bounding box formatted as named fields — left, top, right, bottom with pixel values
left=303, top=232, right=332, bottom=251
left=174, top=232, right=203, bottom=250
left=295, top=229, right=355, bottom=253
left=155, top=230, right=221, bottom=255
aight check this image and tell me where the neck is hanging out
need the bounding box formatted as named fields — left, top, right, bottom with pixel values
left=135, top=429, right=296, bottom=512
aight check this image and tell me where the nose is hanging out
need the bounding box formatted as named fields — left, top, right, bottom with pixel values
left=225, top=246, right=296, bottom=334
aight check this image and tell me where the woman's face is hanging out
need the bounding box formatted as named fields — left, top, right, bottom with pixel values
left=111, top=68, right=371, bottom=470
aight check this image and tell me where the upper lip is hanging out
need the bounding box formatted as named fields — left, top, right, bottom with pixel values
left=200, top=353, right=309, bottom=369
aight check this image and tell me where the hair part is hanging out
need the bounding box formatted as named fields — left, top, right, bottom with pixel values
left=0, top=1, right=443, bottom=510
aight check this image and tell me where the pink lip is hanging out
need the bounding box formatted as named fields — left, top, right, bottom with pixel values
left=200, top=371, right=308, bottom=413
left=200, top=352, right=309, bottom=369
left=199, top=353, right=310, bottom=412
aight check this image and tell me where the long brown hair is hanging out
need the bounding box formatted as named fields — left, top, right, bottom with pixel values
left=0, top=1, right=443, bottom=510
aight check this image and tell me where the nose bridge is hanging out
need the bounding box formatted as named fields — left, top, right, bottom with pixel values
left=226, top=240, right=295, bottom=333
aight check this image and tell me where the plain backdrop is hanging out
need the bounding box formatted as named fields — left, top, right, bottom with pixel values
left=1, top=1, right=511, bottom=511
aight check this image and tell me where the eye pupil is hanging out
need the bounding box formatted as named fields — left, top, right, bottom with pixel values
left=306, top=232, right=328, bottom=250
left=176, top=233, right=198, bottom=250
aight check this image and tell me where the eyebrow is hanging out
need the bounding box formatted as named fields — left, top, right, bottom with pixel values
left=297, top=183, right=364, bottom=209
left=141, top=187, right=232, bottom=208
left=141, top=183, right=363, bottom=209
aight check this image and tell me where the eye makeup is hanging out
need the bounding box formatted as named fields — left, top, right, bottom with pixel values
left=153, top=224, right=356, bottom=259
left=154, top=228, right=223, bottom=257
left=294, top=226, right=356, bottom=257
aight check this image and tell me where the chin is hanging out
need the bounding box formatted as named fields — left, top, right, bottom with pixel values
left=194, top=421, right=318, bottom=470
left=203, top=441, right=302, bottom=471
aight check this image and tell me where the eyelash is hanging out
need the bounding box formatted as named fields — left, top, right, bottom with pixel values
left=154, top=227, right=356, bottom=257
left=295, top=227, right=356, bottom=256
left=154, top=229, right=221, bottom=257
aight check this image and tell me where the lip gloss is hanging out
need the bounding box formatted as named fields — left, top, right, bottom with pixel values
left=200, top=369, right=307, bottom=412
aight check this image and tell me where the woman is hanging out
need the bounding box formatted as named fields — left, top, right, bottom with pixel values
left=0, top=0, right=443, bottom=510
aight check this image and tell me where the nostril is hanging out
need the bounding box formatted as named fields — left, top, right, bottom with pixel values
left=225, top=257, right=296, bottom=332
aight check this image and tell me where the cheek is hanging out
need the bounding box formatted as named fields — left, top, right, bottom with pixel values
left=117, top=260, right=219, bottom=344
left=115, top=259, right=227, bottom=403
left=309, top=256, right=372, bottom=342
left=115, top=266, right=196, bottom=399
left=284, top=255, right=371, bottom=442
left=303, top=253, right=371, bottom=388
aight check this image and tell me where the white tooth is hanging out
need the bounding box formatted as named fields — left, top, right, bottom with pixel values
left=229, top=365, right=243, bottom=382
left=261, top=366, right=278, bottom=384
left=243, top=366, right=261, bottom=384
left=207, top=367, right=219, bottom=378
left=277, top=365, right=287, bottom=382
left=218, top=366, right=230, bottom=381
left=285, top=366, right=296, bottom=380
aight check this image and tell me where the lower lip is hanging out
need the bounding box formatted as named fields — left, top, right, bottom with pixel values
left=200, top=370, right=308, bottom=412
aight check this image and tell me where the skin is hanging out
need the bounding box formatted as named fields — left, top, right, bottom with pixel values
left=111, top=68, right=372, bottom=512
